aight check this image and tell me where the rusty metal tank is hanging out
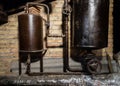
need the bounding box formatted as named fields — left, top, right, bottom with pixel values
left=71, top=0, right=109, bottom=49
left=18, top=13, right=43, bottom=52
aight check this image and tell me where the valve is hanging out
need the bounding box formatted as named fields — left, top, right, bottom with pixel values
left=80, top=51, right=102, bottom=74
left=87, top=58, right=102, bottom=74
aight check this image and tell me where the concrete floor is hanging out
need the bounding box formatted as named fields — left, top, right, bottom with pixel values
left=10, top=57, right=118, bottom=74
left=0, top=57, right=118, bottom=85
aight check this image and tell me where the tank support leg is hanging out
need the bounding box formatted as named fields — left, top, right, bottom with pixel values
left=40, top=56, right=43, bottom=72
left=19, top=54, right=22, bottom=75
left=26, top=54, right=31, bottom=74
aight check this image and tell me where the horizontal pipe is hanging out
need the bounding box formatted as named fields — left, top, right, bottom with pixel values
left=66, top=66, right=83, bottom=72
left=28, top=72, right=82, bottom=76
left=27, top=72, right=111, bottom=76
left=47, top=45, right=63, bottom=48
left=48, top=34, right=65, bottom=38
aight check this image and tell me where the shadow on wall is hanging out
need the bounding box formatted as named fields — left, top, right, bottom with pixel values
left=0, top=0, right=55, bottom=14
left=0, top=0, right=56, bottom=25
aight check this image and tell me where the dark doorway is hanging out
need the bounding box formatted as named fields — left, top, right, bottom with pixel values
left=113, top=0, right=120, bottom=54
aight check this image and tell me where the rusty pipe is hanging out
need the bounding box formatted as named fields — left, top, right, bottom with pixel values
left=25, top=2, right=50, bottom=26
left=63, top=0, right=82, bottom=72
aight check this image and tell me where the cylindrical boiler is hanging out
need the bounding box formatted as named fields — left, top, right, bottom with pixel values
left=18, top=13, right=43, bottom=52
left=71, top=0, right=109, bottom=49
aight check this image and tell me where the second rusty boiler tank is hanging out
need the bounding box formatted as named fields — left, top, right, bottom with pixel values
left=71, top=0, right=110, bottom=49
left=18, top=13, right=43, bottom=52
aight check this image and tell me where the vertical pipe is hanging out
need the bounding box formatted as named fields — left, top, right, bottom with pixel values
left=63, top=0, right=68, bottom=72
left=63, top=0, right=82, bottom=72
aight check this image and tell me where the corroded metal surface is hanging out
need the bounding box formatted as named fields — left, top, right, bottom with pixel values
left=71, top=0, right=109, bottom=49
left=18, top=14, right=43, bottom=51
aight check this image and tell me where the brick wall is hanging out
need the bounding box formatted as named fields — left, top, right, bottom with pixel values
left=0, top=14, right=18, bottom=74
left=0, top=0, right=113, bottom=74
